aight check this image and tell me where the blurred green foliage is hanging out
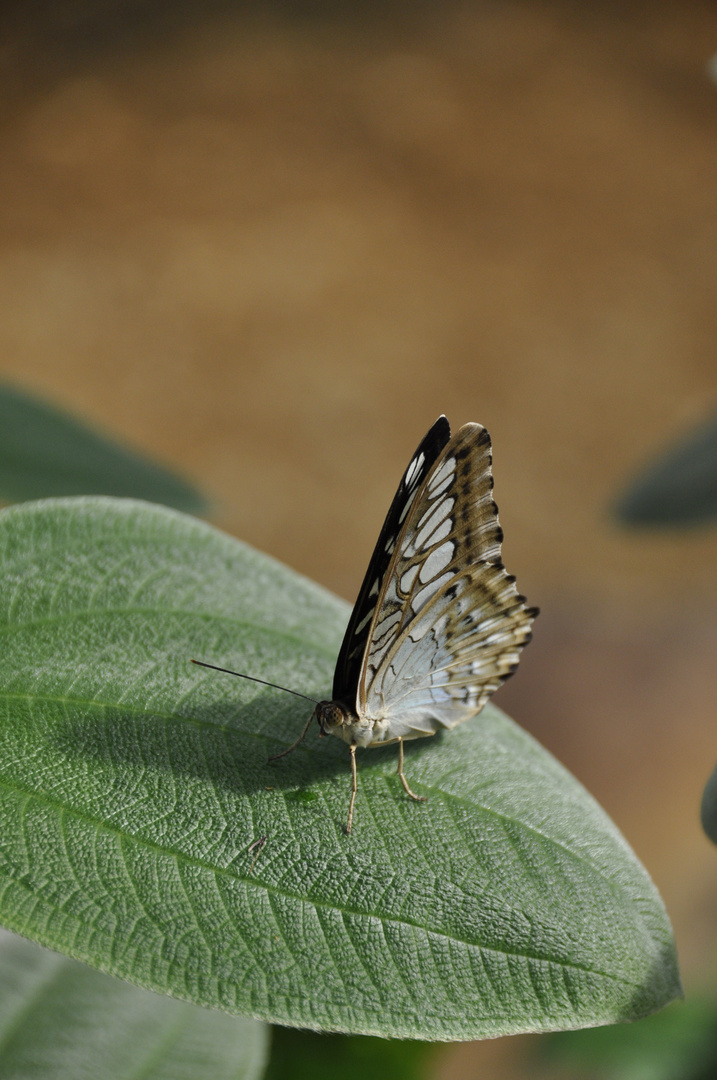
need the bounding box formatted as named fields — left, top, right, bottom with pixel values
left=264, top=1027, right=437, bottom=1080
left=701, top=765, right=717, bottom=845
left=540, top=997, right=717, bottom=1080
left=615, top=413, right=717, bottom=527
left=613, top=414, right=717, bottom=850
left=0, top=930, right=269, bottom=1080
left=0, top=382, right=207, bottom=513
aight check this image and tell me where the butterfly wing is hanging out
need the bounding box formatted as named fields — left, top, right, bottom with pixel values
left=331, top=416, right=451, bottom=705
left=357, top=422, right=537, bottom=742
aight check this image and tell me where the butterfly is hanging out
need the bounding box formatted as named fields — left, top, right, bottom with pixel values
left=194, top=416, right=537, bottom=834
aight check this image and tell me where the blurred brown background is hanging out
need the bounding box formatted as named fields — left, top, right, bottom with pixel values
left=1, top=1, right=716, bottom=1075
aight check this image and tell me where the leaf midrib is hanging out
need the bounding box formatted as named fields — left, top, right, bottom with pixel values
left=0, top=768, right=639, bottom=989
left=0, top=689, right=640, bottom=912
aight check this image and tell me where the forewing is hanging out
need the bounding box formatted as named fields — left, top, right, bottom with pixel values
left=359, top=422, right=537, bottom=740
left=331, top=416, right=451, bottom=704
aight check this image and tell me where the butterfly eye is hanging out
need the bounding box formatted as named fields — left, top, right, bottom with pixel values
left=316, top=702, right=346, bottom=732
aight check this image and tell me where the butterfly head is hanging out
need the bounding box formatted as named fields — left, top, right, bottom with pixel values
left=315, top=700, right=349, bottom=736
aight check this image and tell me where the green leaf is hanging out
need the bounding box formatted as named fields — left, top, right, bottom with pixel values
left=0, top=929, right=268, bottom=1079
left=614, top=414, right=717, bottom=527
left=0, top=383, right=207, bottom=513
left=0, top=497, right=681, bottom=1040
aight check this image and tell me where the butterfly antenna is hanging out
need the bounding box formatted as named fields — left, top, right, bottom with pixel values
left=190, top=659, right=319, bottom=705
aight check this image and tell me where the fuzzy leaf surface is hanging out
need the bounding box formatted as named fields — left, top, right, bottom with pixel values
left=0, top=498, right=681, bottom=1039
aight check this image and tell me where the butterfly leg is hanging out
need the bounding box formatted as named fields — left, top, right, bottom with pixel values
left=397, top=738, right=427, bottom=803
left=346, top=744, right=358, bottom=835
left=268, top=713, right=315, bottom=762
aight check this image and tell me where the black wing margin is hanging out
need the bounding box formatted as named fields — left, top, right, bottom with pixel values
left=332, top=415, right=452, bottom=704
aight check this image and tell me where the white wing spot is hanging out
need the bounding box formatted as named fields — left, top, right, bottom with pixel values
left=412, top=571, right=454, bottom=615
left=354, top=608, right=375, bottom=635
left=408, top=613, right=447, bottom=644
left=427, top=471, right=454, bottom=499
left=404, top=452, right=425, bottom=489
left=428, top=457, right=456, bottom=491
left=400, top=564, right=420, bottom=594
left=371, top=609, right=402, bottom=651
left=419, top=542, right=454, bottom=583
left=417, top=495, right=454, bottom=530
left=398, top=486, right=419, bottom=524
left=431, top=517, right=452, bottom=546
left=414, top=499, right=454, bottom=548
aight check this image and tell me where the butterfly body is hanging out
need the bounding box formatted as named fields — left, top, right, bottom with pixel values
left=315, top=700, right=392, bottom=747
